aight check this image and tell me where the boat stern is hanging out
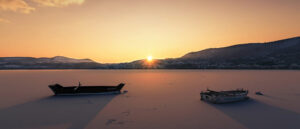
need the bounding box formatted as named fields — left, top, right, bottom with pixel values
left=117, top=83, right=125, bottom=90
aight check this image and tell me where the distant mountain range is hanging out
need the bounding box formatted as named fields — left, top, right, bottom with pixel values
left=1, top=36, right=300, bottom=69
left=0, top=56, right=103, bottom=69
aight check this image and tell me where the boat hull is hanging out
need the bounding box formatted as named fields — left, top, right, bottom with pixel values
left=200, top=89, right=249, bottom=104
left=213, top=95, right=249, bottom=104
left=48, top=83, right=125, bottom=95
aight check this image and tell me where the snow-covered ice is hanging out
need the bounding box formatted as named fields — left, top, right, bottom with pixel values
left=0, top=70, right=299, bottom=129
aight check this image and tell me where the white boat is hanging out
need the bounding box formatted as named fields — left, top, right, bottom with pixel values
left=200, top=89, right=249, bottom=104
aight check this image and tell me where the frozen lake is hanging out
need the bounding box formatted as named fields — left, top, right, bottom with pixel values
left=0, top=70, right=299, bottom=129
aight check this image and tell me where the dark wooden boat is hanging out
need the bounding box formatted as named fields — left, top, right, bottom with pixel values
left=200, top=89, right=249, bottom=104
left=49, top=82, right=125, bottom=95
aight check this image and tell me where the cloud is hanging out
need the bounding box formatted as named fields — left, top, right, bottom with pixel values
left=0, top=0, right=35, bottom=14
left=0, top=0, right=85, bottom=23
left=0, top=0, right=85, bottom=14
left=0, top=17, right=10, bottom=23
left=31, top=0, right=85, bottom=7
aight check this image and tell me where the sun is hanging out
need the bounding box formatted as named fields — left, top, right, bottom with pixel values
left=147, top=56, right=153, bottom=62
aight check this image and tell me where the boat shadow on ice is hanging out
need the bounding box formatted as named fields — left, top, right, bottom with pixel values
left=209, top=99, right=300, bottom=129
left=0, top=94, right=120, bottom=129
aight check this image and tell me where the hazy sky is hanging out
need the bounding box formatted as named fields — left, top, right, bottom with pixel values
left=0, top=0, right=299, bottom=63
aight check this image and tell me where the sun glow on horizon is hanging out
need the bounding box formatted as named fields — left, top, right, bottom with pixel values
left=147, top=56, right=153, bottom=62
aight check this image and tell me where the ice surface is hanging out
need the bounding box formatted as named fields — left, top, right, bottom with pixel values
left=0, top=70, right=299, bottom=129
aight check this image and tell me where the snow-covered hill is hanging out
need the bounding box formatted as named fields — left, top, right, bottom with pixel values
left=181, top=37, right=300, bottom=60
left=0, top=56, right=102, bottom=69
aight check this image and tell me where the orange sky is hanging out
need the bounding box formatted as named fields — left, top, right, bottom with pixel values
left=0, top=0, right=299, bottom=63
